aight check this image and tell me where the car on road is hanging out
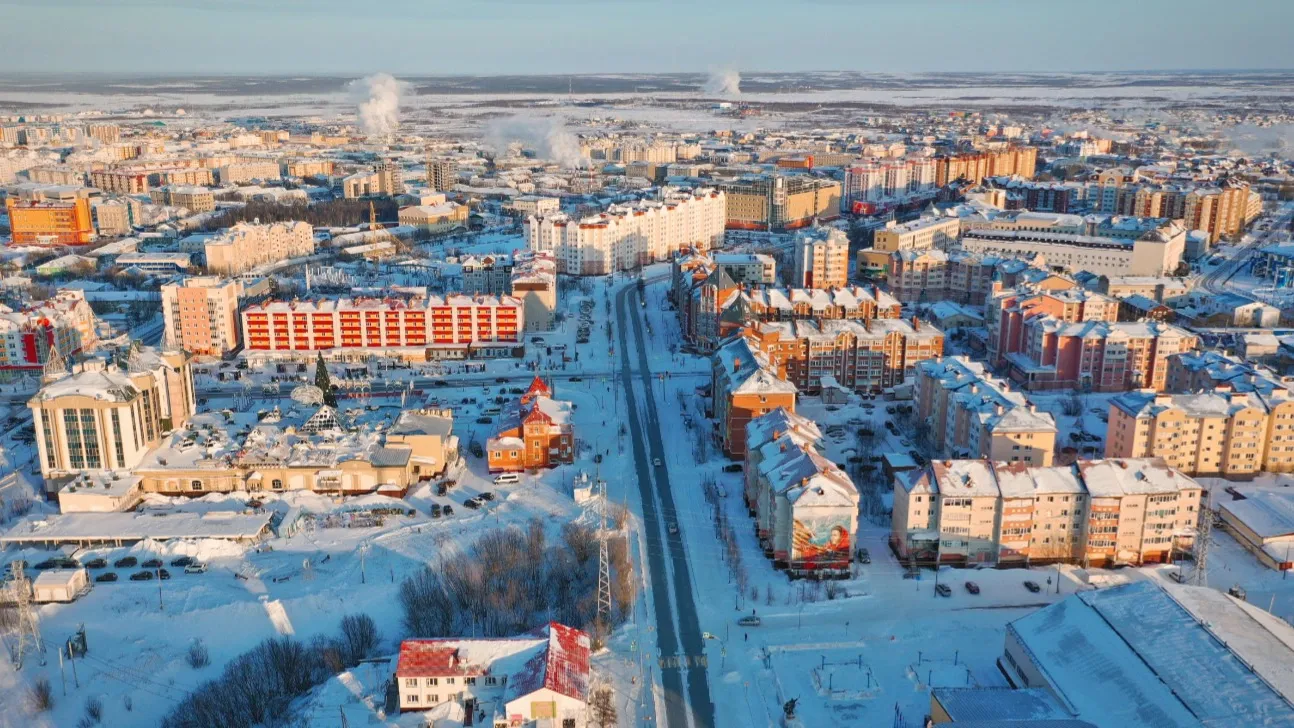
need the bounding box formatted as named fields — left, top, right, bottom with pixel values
left=653, top=457, right=662, bottom=467
left=964, top=581, right=980, bottom=594
left=114, top=557, right=138, bottom=569
left=737, top=615, right=761, bottom=627
left=667, top=522, right=679, bottom=536
left=170, top=556, right=193, bottom=567
left=95, top=572, right=118, bottom=583
left=184, top=563, right=207, bottom=574
left=84, top=558, right=107, bottom=569
left=856, top=548, right=871, bottom=564
left=1023, top=580, right=1041, bottom=593
left=569, top=376, right=583, bottom=382
left=142, top=558, right=163, bottom=568
left=130, top=570, right=154, bottom=581
left=935, top=583, right=952, bottom=597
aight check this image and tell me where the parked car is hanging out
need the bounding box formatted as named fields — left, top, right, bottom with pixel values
left=95, top=572, right=118, bottom=583
left=84, top=558, right=107, bottom=569
left=436, top=483, right=449, bottom=496
left=170, top=556, right=193, bottom=567
left=722, top=463, right=743, bottom=473
left=114, top=557, right=138, bottom=569
left=856, top=548, right=871, bottom=564
left=1023, top=580, right=1041, bottom=593
left=737, top=615, right=762, bottom=627
left=184, top=563, right=207, bottom=574
left=442, top=505, right=454, bottom=517
left=464, top=498, right=481, bottom=510
left=653, top=457, right=662, bottom=467
left=142, top=558, right=163, bottom=568
left=430, top=504, right=443, bottom=518
left=479, top=491, right=495, bottom=501
left=964, top=581, right=980, bottom=595
left=935, top=583, right=952, bottom=597
left=494, top=472, right=520, bottom=485
left=157, top=569, right=171, bottom=580
left=130, top=571, right=154, bottom=581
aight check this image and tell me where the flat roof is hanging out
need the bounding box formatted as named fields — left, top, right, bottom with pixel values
left=1, top=511, right=274, bottom=544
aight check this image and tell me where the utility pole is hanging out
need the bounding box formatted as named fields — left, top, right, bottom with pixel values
left=8, top=563, right=45, bottom=668
left=595, top=467, right=612, bottom=638
left=1193, top=492, right=1212, bottom=587
left=360, top=542, right=370, bottom=585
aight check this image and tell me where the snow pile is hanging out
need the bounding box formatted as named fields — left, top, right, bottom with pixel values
left=347, top=73, right=409, bottom=137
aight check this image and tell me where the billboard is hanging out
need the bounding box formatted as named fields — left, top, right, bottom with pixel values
left=791, top=515, right=852, bottom=569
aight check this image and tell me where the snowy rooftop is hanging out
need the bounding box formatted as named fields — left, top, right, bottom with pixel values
left=746, top=408, right=822, bottom=453
left=29, top=366, right=139, bottom=404
left=931, top=459, right=1000, bottom=497
left=1008, top=581, right=1294, bottom=727
left=1076, top=458, right=1202, bottom=498
left=389, top=409, right=454, bottom=438
left=1112, top=390, right=1276, bottom=420
left=931, top=687, right=1069, bottom=722
left=1, top=510, right=274, bottom=544
left=1219, top=490, right=1294, bottom=541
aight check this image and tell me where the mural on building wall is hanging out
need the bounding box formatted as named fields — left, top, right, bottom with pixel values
left=791, top=515, right=851, bottom=567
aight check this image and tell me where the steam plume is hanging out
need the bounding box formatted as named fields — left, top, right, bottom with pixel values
left=347, top=73, right=409, bottom=137
left=484, top=116, right=586, bottom=168
left=703, top=68, right=741, bottom=97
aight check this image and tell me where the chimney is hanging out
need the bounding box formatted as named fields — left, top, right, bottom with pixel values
left=912, top=317, right=921, bottom=331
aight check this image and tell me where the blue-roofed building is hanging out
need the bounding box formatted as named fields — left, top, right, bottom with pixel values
left=1001, top=580, right=1294, bottom=728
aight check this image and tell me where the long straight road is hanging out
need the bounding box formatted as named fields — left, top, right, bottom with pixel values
left=615, top=282, right=714, bottom=728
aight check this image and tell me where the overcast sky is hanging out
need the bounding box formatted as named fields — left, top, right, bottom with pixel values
left=0, top=0, right=1291, bottom=76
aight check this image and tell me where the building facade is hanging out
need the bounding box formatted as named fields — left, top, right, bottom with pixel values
left=5, top=195, right=96, bottom=246
left=161, top=277, right=242, bottom=357
left=199, top=221, right=315, bottom=276
left=791, top=226, right=850, bottom=289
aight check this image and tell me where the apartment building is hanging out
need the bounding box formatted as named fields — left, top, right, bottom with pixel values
left=486, top=377, right=575, bottom=472
left=858, top=216, right=962, bottom=275
left=199, top=221, right=314, bottom=275
left=887, top=248, right=1036, bottom=304
left=717, top=175, right=841, bottom=231
left=281, top=159, right=335, bottom=178
left=85, top=123, right=120, bottom=144
left=1106, top=388, right=1294, bottom=477
left=960, top=223, right=1186, bottom=278
left=510, top=252, right=558, bottom=332
left=743, top=410, right=858, bottom=576
left=914, top=357, right=1058, bottom=465
left=1100, top=275, right=1193, bottom=305
left=680, top=275, right=901, bottom=352
left=25, top=165, right=86, bottom=186
left=712, top=254, right=778, bottom=285
left=843, top=157, right=937, bottom=206
left=933, top=146, right=1038, bottom=186
left=741, top=317, right=944, bottom=394
left=216, top=161, right=280, bottom=185
left=987, top=288, right=1119, bottom=367
left=981, top=178, right=1081, bottom=213
left=791, top=226, right=849, bottom=289
left=150, top=185, right=216, bottom=213
left=1164, top=350, right=1293, bottom=396
left=29, top=352, right=195, bottom=486
left=1008, top=318, right=1197, bottom=393
left=0, top=290, right=98, bottom=374
left=89, top=169, right=149, bottom=194
left=525, top=188, right=726, bottom=274
left=161, top=277, right=242, bottom=357
left=425, top=158, right=456, bottom=192
left=892, top=458, right=1202, bottom=566
left=5, top=194, right=96, bottom=245
left=1183, top=182, right=1258, bottom=243
left=712, top=336, right=798, bottom=459
left=241, top=294, right=523, bottom=362
left=90, top=198, right=139, bottom=237
left=503, top=195, right=560, bottom=218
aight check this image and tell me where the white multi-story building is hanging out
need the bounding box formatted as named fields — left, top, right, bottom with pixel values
left=0, top=290, right=99, bottom=375
left=196, top=221, right=314, bottom=275
left=844, top=157, right=936, bottom=205
left=161, top=277, right=242, bottom=357
left=524, top=188, right=725, bottom=275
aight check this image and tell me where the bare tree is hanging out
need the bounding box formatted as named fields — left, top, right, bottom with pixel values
left=589, top=687, right=618, bottom=728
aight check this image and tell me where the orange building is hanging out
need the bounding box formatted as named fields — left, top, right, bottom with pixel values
left=5, top=196, right=96, bottom=246
left=487, top=377, right=575, bottom=472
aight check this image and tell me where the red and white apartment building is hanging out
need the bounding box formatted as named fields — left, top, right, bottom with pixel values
left=0, top=290, right=99, bottom=376
left=241, top=294, right=524, bottom=362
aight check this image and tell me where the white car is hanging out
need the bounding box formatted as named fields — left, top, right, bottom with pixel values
left=494, top=472, right=520, bottom=485
left=184, top=563, right=207, bottom=574
left=653, top=458, right=662, bottom=467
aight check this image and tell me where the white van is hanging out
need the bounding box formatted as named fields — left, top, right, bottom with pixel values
left=483, top=407, right=502, bottom=416
left=494, top=473, right=520, bottom=485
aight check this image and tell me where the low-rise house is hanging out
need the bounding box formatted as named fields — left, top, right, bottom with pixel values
left=396, top=623, right=591, bottom=727
left=487, top=377, right=574, bottom=472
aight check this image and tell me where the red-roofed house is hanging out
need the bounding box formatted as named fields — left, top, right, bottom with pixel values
left=487, top=378, right=575, bottom=472
left=396, top=622, right=591, bottom=727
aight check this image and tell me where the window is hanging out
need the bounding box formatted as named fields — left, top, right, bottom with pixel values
left=563, top=720, right=577, bottom=728
left=272, top=479, right=283, bottom=490
left=464, top=677, right=476, bottom=686
left=428, top=693, right=440, bottom=703
left=191, top=480, right=203, bottom=491
left=426, top=678, right=438, bottom=686
left=445, top=678, right=455, bottom=685
left=407, top=694, right=419, bottom=704
left=405, top=678, right=418, bottom=687
left=485, top=676, right=497, bottom=686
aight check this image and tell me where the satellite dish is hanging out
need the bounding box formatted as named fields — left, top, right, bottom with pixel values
left=291, top=384, right=325, bottom=406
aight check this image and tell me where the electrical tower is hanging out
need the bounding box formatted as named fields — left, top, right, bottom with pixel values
left=595, top=470, right=612, bottom=631
left=1192, top=491, right=1212, bottom=587
left=7, top=563, right=45, bottom=669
